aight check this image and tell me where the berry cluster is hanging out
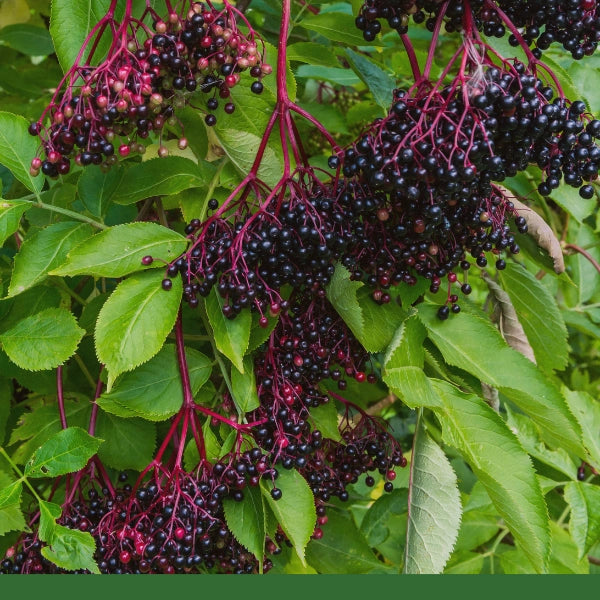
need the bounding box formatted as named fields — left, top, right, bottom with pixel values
left=28, top=1, right=269, bottom=178
left=356, top=0, right=600, bottom=59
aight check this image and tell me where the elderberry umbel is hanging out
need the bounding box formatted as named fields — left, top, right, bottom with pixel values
left=28, top=1, right=270, bottom=178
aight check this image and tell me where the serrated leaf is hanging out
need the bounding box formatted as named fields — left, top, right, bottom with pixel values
left=501, top=522, right=588, bottom=574
left=308, top=400, right=341, bottom=442
left=483, top=272, right=536, bottom=363
left=42, top=525, right=99, bottom=573
left=417, top=303, right=583, bottom=458
left=0, top=474, right=25, bottom=536
left=247, top=312, right=279, bottom=353
left=50, top=0, right=112, bottom=72
left=8, top=222, right=93, bottom=296
left=453, top=510, right=499, bottom=553
left=50, top=222, right=188, bottom=278
left=231, top=356, right=259, bottom=414
left=213, top=129, right=283, bottom=189
left=25, top=427, right=102, bottom=477
left=205, top=289, right=251, bottom=373
left=404, top=416, right=462, bottom=574
left=95, top=413, right=155, bottom=471
left=77, top=164, right=124, bottom=217
left=0, top=199, right=32, bottom=246
left=444, top=552, right=485, bottom=574
left=564, top=482, right=600, bottom=559
left=97, top=345, right=211, bottom=421
left=498, top=263, right=568, bottom=372
left=0, top=112, right=43, bottom=193
left=306, top=509, right=382, bottom=574
left=345, top=49, right=395, bottom=110
left=95, top=271, right=182, bottom=388
left=562, top=388, right=600, bottom=471
left=8, top=398, right=91, bottom=464
left=432, top=380, right=550, bottom=573
left=506, top=408, right=577, bottom=479
left=326, top=264, right=364, bottom=339
left=360, top=489, right=408, bottom=546
left=38, top=500, right=62, bottom=542
left=223, top=485, right=266, bottom=564
left=262, top=468, right=315, bottom=565
left=0, top=307, right=85, bottom=371
left=112, top=157, right=212, bottom=205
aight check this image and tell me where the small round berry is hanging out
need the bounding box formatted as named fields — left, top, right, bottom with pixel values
left=162, top=279, right=173, bottom=291
left=437, top=305, right=450, bottom=320
left=205, top=114, right=217, bottom=126
left=365, top=476, right=375, bottom=487
left=224, top=102, right=236, bottom=114
left=580, top=185, right=595, bottom=199
left=384, top=482, right=394, bottom=493
left=251, top=81, right=264, bottom=94
left=461, top=283, right=472, bottom=295
left=259, top=316, right=268, bottom=328
left=270, top=488, right=282, bottom=501
left=208, top=198, right=218, bottom=210
left=141, top=255, right=153, bottom=266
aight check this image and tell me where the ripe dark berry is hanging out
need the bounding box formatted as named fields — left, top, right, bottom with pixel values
left=251, top=81, right=264, bottom=94
left=270, top=488, right=282, bottom=500
left=208, top=198, right=219, bottom=210
left=141, top=255, right=153, bottom=266
left=437, top=305, right=450, bottom=320
left=162, top=278, right=173, bottom=291
left=205, top=114, right=217, bottom=126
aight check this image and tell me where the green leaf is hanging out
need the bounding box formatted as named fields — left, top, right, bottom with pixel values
left=417, top=303, right=584, bottom=457
left=25, top=426, right=102, bottom=477
left=360, top=489, right=408, bottom=546
left=0, top=307, right=85, bottom=371
left=212, top=129, right=283, bottom=189
left=563, top=388, right=600, bottom=471
left=95, top=271, right=182, bottom=388
left=564, top=482, right=600, bottom=559
left=296, top=65, right=361, bottom=87
left=0, top=474, right=25, bottom=536
left=300, top=12, right=374, bottom=46
left=308, top=400, right=341, bottom=442
left=112, top=157, right=212, bottom=205
left=505, top=408, right=577, bottom=479
left=0, top=112, right=43, bottom=193
left=95, top=413, right=155, bottom=471
left=77, top=164, right=124, bottom=217
left=444, top=552, right=485, bottom=574
left=8, top=222, right=93, bottom=296
left=38, top=499, right=62, bottom=542
left=50, top=0, right=112, bottom=72
left=231, top=356, right=260, bottom=413
left=404, top=416, right=462, bottom=574
left=0, top=24, right=54, bottom=56
left=205, top=289, right=251, bottom=373
left=432, top=380, right=550, bottom=573
left=498, top=263, right=568, bottom=372
left=50, top=222, right=188, bottom=278
left=453, top=510, right=499, bottom=553
left=223, top=485, right=266, bottom=564
left=247, top=311, right=279, bottom=353
left=306, top=509, right=382, bottom=574
left=97, top=345, right=211, bottom=421
left=501, top=523, right=588, bottom=574
left=0, top=199, right=32, bottom=246
left=345, top=49, right=396, bottom=110
left=327, top=264, right=406, bottom=352
left=8, top=398, right=91, bottom=464
left=262, top=468, right=316, bottom=566
left=287, top=42, right=340, bottom=67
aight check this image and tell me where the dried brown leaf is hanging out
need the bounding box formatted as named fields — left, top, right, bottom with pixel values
left=483, top=272, right=537, bottom=364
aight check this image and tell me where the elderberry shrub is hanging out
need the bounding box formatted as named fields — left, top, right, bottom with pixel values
left=28, top=1, right=270, bottom=178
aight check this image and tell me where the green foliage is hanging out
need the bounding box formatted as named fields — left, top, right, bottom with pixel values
left=0, top=0, right=599, bottom=578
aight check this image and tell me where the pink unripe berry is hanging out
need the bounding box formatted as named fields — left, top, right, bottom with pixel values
left=119, top=144, right=131, bottom=157
left=31, top=157, right=42, bottom=170
left=155, top=21, right=167, bottom=33
left=158, top=145, right=169, bottom=158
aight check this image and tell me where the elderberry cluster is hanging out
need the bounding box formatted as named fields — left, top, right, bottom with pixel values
left=28, top=1, right=269, bottom=178
left=356, top=1, right=600, bottom=59
left=165, top=182, right=354, bottom=317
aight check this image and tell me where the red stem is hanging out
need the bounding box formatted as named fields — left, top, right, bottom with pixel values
left=88, top=366, right=104, bottom=437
